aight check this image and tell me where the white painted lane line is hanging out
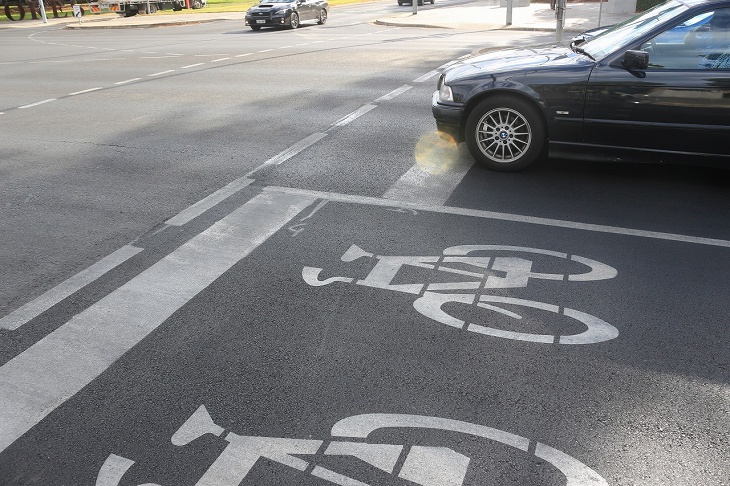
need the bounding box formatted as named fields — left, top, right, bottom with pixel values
left=210, top=57, right=231, bottom=62
left=0, top=190, right=316, bottom=454
left=142, top=56, right=184, bottom=60
left=149, top=70, right=175, bottom=77
left=234, top=53, right=253, bottom=58
left=330, top=104, right=377, bottom=128
left=413, top=70, right=440, bottom=83
left=165, top=178, right=255, bottom=227
left=18, top=99, right=56, bottom=109
left=279, top=46, right=294, bottom=49
left=382, top=159, right=474, bottom=206
left=114, top=78, right=142, bottom=85
left=0, top=245, right=143, bottom=332
left=375, top=85, right=412, bottom=102
left=259, top=133, right=328, bottom=167
left=264, top=186, right=730, bottom=248
left=181, top=63, right=204, bottom=69
left=258, top=49, right=274, bottom=53
left=68, top=87, right=103, bottom=96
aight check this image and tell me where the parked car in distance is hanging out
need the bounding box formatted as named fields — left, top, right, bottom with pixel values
left=245, top=0, right=328, bottom=30
left=432, top=0, right=730, bottom=171
left=398, top=0, right=434, bottom=5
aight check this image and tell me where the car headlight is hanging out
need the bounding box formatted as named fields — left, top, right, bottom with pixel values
left=438, top=84, right=454, bottom=102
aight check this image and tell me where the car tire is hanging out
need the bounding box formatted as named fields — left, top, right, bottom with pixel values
left=465, top=95, right=545, bottom=172
left=251, top=25, right=261, bottom=30
left=192, top=0, right=202, bottom=8
left=290, top=11, right=299, bottom=28
left=398, top=0, right=403, bottom=4
left=317, top=8, right=327, bottom=24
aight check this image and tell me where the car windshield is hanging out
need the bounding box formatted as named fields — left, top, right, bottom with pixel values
left=581, top=0, right=690, bottom=59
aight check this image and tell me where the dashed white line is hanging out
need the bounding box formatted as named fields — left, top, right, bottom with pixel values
left=259, top=132, right=328, bottom=167
left=148, top=70, right=175, bottom=77
left=375, top=85, right=412, bottom=102
left=68, top=87, right=103, bottom=96
left=181, top=63, right=205, bottom=68
left=413, top=70, right=440, bottom=83
left=258, top=49, right=274, bottom=53
left=234, top=53, right=253, bottom=58
left=210, top=57, right=231, bottom=62
left=0, top=245, right=143, bottom=331
left=114, top=78, right=142, bottom=85
left=18, top=99, right=56, bottom=109
left=330, top=104, right=377, bottom=128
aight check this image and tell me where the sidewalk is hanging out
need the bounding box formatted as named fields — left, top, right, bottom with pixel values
left=0, top=1, right=635, bottom=32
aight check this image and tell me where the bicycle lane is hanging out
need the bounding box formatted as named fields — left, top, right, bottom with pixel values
left=0, top=186, right=728, bottom=485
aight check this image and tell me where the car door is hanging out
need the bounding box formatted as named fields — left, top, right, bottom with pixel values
left=296, top=0, right=313, bottom=21
left=583, top=8, right=730, bottom=160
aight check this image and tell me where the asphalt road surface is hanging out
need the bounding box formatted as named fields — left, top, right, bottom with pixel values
left=1, top=1, right=729, bottom=485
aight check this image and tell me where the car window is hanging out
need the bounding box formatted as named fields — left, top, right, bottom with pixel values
left=581, top=0, right=689, bottom=60
left=642, top=8, right=730, bottom=69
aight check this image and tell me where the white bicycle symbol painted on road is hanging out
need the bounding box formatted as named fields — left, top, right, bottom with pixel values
left=303, top=244, right=619, bottom=345
left=96, top=405, right=608, bottom=486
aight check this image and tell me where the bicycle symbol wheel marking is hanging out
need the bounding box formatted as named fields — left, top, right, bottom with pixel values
left=96, top=405, right=609, bottom=486
left=303, top=244, right=619, bottom=345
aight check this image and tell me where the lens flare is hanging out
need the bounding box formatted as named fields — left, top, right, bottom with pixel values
left=414, top=131, right=460, bottom=175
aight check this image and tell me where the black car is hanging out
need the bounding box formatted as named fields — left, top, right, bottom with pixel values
left=245, top=0, right=328, bottom=30
left=432, top=0, right=730, bottom=171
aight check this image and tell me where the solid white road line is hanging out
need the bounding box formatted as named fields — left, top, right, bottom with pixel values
left=0, top=190, right=316, bottom=453
left=265, top=186, right=730, bottom=248
left=0, top=245, right=143, bottom=331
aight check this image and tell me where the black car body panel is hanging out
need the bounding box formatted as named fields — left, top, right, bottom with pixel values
left=432, top=0, right=730, bottom=168
left=245, top=0, right=327, bottom=28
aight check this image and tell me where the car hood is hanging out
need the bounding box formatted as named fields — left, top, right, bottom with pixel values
left=444, top=46, right=593, bottom=83
left=249, top=2, right=294, bottom=9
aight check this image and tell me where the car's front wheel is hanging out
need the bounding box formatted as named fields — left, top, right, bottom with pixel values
left=289, top=11, right=299, bottom=28
left=317, top=8, right=327, bottom=24
left=465, top=95, right=545, bottom=171
left=250, top=25, right=261, bottom=30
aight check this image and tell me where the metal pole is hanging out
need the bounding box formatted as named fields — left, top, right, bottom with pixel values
left=412, top=0, right=417, bottom=15
left=598, top=0, right=604, bottom=27
left=38, top=0, right=48, bottom=23
left=555, top=0, right=565, bottom=41
left=506, top=0, right=512, bottom=25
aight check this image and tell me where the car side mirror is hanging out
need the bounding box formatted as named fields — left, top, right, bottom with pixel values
left=623, top=50, right=649, bottom=70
